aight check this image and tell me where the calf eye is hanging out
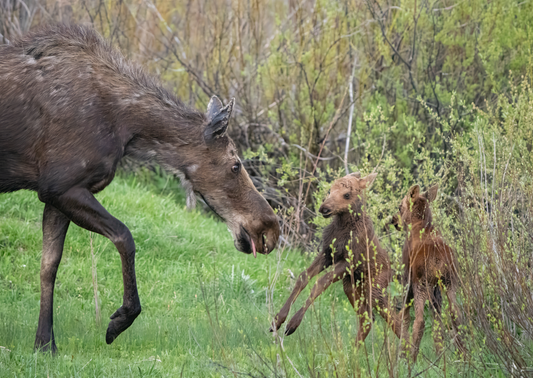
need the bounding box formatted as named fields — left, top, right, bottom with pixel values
left=344, top=193, right=350, bottom=200
left=231, top=162, right=241, bottom=173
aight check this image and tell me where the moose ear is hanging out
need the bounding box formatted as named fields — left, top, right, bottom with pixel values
left=423, top=184, right=439, bottom=202
left=204, top=96, right=234, bottom=142
left=348, top=172, right=361, bottom=178
left=206, top=95, right=224, bottom=120
left=408, top=184, right=420, bottom=199
left=361, top=172, right=377, bottom=188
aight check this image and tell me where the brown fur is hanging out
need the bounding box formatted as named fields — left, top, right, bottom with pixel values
left=392, top=184, right=465, bottom=361
left=271, top=172, right=405, bottom=344
left=0, top=25, right=279, bottom=352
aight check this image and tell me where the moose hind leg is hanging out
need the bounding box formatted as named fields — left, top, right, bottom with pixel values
left=343, top=277, right=370, bottom=345
left=35, top=204, right=70, bottom=353
left=355, top=297, right=372, bottom=345
left=446, top=288, right=467, bottom=356
left=373, top=269, right=406, bottom=342
left=429, top=286, right=444, bottom=356
left=411, top=283, right=428, bottom=362
left=46, top=187, right=141, bottom=344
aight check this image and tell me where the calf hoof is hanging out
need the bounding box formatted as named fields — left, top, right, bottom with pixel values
left=269, top=313, right=287, bottom=332
left=105, top=305, right=141, bottom=344
left=284, top=310, right=304, bottom=336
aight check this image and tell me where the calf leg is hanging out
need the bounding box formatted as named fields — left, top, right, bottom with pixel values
left=34, top=204, right=70, bottom=353
left=372, top=269, right=406, bottom=341
left=47, top=187, right=141, bottom=344
left=355, top=296, right=372, bottom=344
left=285, top=261, right=348, bottom=336
left=411, top=282, right=428, bottom=363
left=430, top=287, right=443, bottom=356
left=271, top=255, right=328, bottom=331
left=446, top=289, right=467, bottom=356
left=399, top=283, right=414, bottom=354
left=342, top=277, right=370, bottom=345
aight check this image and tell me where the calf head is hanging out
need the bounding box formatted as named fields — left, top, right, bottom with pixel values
left=179, top=96, right=279, bottom=257
left=391, top=184, right=438, bottom=231
left=318, top=172, right=378, bottom=218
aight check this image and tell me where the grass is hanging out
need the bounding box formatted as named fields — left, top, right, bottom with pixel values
left=0, top=175, right=505, bottom=377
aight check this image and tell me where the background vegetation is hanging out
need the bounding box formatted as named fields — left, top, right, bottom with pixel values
left=1, top=0, right=533, bottom=376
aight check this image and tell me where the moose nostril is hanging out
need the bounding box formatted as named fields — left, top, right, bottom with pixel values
left=319, top=206, right=330, bottom=215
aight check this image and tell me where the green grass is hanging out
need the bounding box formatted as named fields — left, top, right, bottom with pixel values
left=0, top=176, right=504, bottom=377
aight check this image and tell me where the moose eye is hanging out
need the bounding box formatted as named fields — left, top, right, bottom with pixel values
left=231, top=162, right=241, bottom=174
left=344, top=193, right=350, bottom=200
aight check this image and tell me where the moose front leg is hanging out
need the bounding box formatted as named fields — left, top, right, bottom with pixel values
left=284, top=261, right=349, bottom=336
left=34, top=204, right=70, bottom=353
left=46, top=186, right=141, bottom=345
left=271, top=255, right=328, bottom=332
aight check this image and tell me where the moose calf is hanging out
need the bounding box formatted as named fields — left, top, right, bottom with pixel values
left=271, top=172, right=404, bottom=343
left=392, top=184, right=465, bottom=361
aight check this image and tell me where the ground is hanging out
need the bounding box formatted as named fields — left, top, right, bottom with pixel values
left=0, top=176, right=499, bottom=377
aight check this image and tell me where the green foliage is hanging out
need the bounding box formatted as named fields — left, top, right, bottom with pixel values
left=2, top=0, right=533, bottom=375
left=0, top=174, right=512, bottom=377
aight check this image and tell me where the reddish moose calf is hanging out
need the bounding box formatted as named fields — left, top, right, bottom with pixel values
left=392, top=184, right=465, bottom=362
left=272, top=172, right=405, bottom=344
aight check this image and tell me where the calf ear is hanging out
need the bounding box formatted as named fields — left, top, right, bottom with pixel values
left=348, top=172, right=361, bottom=178
left=204, top=96, right=234, bottom=142
left=361, top=172, right=378, bottom=188
left=423, top=184, right=439, bottom=202
left=408, top=184, right=420, bottom=199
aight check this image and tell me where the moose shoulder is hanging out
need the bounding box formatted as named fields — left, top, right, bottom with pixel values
left=0, top=25, right=279, bottom=353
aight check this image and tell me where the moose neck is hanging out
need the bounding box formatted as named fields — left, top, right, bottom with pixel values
left=410, top=210, right=435, bottom=241
left=118, top=90, right=206, bottom=171
left=335, top=201, right=374, bottom=237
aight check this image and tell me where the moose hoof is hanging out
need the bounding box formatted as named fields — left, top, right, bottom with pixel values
left=105, top=305, right=141, bottom=344
left=34, top=339, right=58, bottom=355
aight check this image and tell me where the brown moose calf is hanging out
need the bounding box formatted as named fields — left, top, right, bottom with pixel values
left=392, top=184, right=465, bottom=362
left=271, top=172, right=404, bottom=343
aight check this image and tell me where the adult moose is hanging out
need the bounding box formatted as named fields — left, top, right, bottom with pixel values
left=0, top=25, right=279, bottom=353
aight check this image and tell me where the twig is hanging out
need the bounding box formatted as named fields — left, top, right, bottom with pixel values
left=301, top=89, right=348, bottom=210
left=291, top=144, right=338, bottom=161
left=80, top=358, right=93, bottom=372
left=344, top=51, right=358, bottom=174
